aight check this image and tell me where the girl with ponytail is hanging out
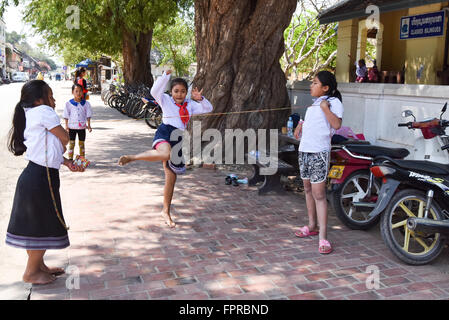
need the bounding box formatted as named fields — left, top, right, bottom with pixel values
left=293, top=71, right=344, bottom=255
left=74, top=67, right=88, bottom=100
left=6, top=80, right=84, bottom=285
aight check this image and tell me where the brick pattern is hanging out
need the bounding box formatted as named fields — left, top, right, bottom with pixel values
left=28, top=95, right=449, bottom=300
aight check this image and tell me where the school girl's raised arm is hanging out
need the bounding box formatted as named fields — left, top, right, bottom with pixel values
left=150, top=71, right=171, bottom=108
left=190, top=87, right=213, bottom=115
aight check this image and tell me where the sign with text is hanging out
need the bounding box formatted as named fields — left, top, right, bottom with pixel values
left=400, top=11, right=445, bottom=40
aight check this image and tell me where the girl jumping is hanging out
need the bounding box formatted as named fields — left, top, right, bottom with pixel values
left=118, top=70, right=213, bottom=228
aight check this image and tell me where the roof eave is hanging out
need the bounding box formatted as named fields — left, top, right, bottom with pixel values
left=318, top=0, right=447, bottom=24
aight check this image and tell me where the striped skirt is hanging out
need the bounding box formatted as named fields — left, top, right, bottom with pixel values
left=5, top=161, right=69, bottom=250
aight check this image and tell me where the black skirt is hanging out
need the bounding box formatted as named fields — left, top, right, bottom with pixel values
left=5, top=161, right=70, bottom=250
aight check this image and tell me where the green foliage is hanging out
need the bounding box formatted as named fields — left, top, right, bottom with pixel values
left=0, top=0, right=18, bottom=17
left=5, top=30, right=24, bottom=44
left=153, top=15, right=196, bottom=77
left=282, top=7, right=337, bottom=78
left=3, top=0, right=193, bottom=66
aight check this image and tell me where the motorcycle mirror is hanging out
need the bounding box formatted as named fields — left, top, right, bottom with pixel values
left=402, top=110, right=416, bottom=121
left=441, top=102, right=447, bottom=120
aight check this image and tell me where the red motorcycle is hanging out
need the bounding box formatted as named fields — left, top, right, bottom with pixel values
left=328, top=139, right=409, bottom=230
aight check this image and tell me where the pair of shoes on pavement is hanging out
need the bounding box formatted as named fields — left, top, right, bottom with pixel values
left=225, top=174, right=239, bottom=186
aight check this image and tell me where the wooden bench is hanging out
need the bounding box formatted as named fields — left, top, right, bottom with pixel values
left=247, top=151, right=298, bottom=195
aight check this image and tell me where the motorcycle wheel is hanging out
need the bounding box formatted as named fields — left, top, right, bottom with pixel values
left=330, top=170, right=381, bottom=230
left=380, top=189, right=445, bottom=265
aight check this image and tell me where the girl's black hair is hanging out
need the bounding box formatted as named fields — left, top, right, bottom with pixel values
left=316, top=71, right=342, bottom=102
left=358, top=59, right=366, bottom=67
left=72, top=83, right=84, bottom=92
left=8, top=80, right=52, bottom=156
left=74, top=67, right=86, bottom=82
left=170, top=77, right=188, bottom=91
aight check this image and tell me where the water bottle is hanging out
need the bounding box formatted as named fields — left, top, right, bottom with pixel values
left=287, top=117, right=293, bottom=137
left=237, top=178, right=248, bottom=184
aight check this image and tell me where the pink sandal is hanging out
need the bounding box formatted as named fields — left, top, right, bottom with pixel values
left=318, top=239, right=333, bottom=254
left=295, top=226, right=319, bottom=238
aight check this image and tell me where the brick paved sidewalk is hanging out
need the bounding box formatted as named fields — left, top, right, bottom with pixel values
left=19, top=94, right=449, bottom=300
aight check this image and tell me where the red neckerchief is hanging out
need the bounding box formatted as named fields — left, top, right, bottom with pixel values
left=176, top=101, right=189, bottom=126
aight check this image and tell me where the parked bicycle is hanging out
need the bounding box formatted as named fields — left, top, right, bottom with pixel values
left=101, top=82, right=162, bottom=128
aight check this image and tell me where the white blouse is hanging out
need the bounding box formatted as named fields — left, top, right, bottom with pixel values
left=24, top=105, right=65, bottom=169
left=299, top=96, right=344, bottom=153
left=150, top=72, right=213, bottom=130
left=63, top=99, right=93, bottom=130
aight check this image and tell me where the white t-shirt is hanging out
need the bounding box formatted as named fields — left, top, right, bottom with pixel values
left=299, top=96, right=344, bottom=153
left=24, top=105, right=65, bottom=169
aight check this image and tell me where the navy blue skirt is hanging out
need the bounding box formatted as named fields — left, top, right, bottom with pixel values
left=152, top=123, right=186, bottom=175
left=5, top=161, right=69, bottom=250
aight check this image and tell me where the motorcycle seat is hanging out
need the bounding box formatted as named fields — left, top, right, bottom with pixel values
left=391, top=160, right=449, bottom=176
left=338, top=139, right=371, bottom=146
left=344, top=144, right=410, bottom=159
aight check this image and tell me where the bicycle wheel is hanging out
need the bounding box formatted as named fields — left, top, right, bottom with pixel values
left=144, top=106, right=162, bottom=129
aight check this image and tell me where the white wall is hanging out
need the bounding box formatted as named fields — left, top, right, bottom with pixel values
left=287, top=81, right=449, bottom=163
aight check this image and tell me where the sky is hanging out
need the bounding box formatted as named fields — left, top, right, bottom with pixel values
left=3, top=3, right=64, bottom=66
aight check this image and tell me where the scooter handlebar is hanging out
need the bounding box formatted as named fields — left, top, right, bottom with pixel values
left=442, top=144, right=449, bottom=151
left=398, top=122, right=411, bottom=127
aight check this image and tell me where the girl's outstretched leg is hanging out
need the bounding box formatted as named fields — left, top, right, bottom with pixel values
left=23, top=250, right=56, bottom=284
left=118, top=142, right=171, bottom=166
left=162, top=160, right=177, bottom=228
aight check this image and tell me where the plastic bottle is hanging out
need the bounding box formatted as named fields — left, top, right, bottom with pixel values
left=287, top=117, right=293, bottom=137
left=237, top=178, right=248, bottom=184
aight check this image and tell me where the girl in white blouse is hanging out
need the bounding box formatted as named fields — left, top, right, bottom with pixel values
left=118, top=70, right=213, bottom=228
left=6, top=80, right=84, bottom=285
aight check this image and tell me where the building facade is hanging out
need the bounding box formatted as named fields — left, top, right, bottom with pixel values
left=289, top=0, right=449, bottom=163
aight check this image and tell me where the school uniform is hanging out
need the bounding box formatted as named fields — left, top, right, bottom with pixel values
left=63, top=99, right=92, bottom=159
left=5, top=105, right=70, bottom=250
left=150, top=72, right=213, bottom=174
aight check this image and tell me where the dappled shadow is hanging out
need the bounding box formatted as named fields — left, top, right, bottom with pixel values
left=29, top=96, right=449, bottom=300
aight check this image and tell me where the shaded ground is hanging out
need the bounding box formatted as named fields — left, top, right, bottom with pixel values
left=1, top=85, right=449, bottom=300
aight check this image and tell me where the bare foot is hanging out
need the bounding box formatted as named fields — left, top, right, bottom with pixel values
left=23, top=271, right=56, bottom=285
left=118, top=155, right=133, bottom=166
left=40, top=263, right=65, bottom=276
left=161, top=211, right=176, bottom=228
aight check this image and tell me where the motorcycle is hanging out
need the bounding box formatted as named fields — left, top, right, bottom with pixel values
left=328, top=139, right=409, bottom=230
left=369, top=102, right=449, bottom=265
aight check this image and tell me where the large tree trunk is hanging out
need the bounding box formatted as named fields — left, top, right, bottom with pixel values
left=122, top=29, right=154, bottom=87
left=193, top=0, right=297, bottom=132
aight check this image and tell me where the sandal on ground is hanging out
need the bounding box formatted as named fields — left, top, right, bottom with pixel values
left=295, top=226, right=319, bottom=238
left=318, top=239, right=333, bottom=254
